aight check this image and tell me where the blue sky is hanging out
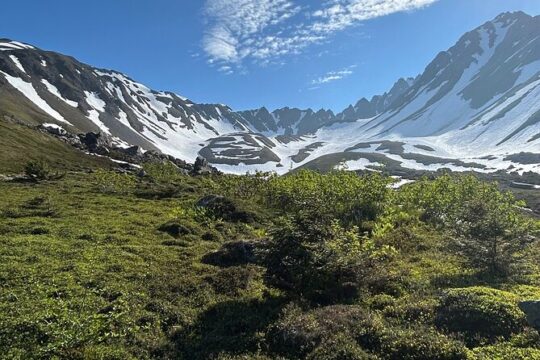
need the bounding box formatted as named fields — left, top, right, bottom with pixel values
left=1, top=0, right=539, bottom=112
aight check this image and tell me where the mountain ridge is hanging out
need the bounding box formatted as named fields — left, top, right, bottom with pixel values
left=0, top=11, right=539, bottom=174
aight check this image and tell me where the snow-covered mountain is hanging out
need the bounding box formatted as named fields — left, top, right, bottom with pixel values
left=0, top=11, right=539, bottom=174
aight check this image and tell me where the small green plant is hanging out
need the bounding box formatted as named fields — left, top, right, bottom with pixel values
left=143, top=161, right=186, bottom=183
left=93, top=169, right=136, bottom=194
left=24, top=160, right=64, bottom=182
left=169, top=205, right=215, bottom=223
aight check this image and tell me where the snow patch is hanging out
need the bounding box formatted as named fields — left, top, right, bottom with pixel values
left=0, top=71, right=71, bottom=125
left=9, top=55, right=26, bottom=73
left=41, top=79, right=79, bottom=107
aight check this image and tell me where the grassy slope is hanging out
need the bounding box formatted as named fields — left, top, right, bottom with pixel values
left=0, top=171, right=539, bottom=359
left=0, top=173, right=276, bottom=359
left=0, top=119, right=111, bottom=173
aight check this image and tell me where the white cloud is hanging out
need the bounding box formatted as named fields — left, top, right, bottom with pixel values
left=202, top=0, right=439, bottom=69
left=311, top=65, right=356, bottom=85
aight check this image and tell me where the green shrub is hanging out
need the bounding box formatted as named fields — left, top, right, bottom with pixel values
left=400, top=175, right=538, bottom=275
left=265, top=170, right=392, bottom=228
left=382, top=296, right=438, bottom=324
left=307, top=333, right=376, bottom=360
left=469, top=344, right=540, bottom=360
left=378, top=327, right=467, bottom=360
left=143, top=161, right=186, bottom=183
left=265, top=215, right=395, bottom=303
left=266, top=304, right=385, bottom=359
left=24, top=160, right=63, bottom=181
left=436, top=287, right=527, bottom=344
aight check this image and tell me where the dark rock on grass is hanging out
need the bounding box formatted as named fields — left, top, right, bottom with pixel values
left=202, top=240, right=261, bottom=267
left=196, top=195, right=257, bottom=223
left=158, top=221, right=193, bottom=238
left=192, top=156, right=218, bottom=175
left=519, top=300, right=540, bottom=331
left=79, top=132, right=113, bottom=155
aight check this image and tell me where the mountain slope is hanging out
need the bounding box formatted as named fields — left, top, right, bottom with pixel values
left=0, top=11, right=539, bottom=175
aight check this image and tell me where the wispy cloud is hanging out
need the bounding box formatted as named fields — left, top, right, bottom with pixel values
left=202, top=0, right=439, bottom=71
left=311, top=65, right=356, bottom=85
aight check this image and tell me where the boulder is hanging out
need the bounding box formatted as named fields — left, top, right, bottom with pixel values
left=39, top=123, right=67, bottom=136
left=79, top=132, right=113, bottom=154
left=192, top=156, right=214, bottom=175
left=519, top=301, right=540, bottom=331
left=119, top=145, right=143, bottom=157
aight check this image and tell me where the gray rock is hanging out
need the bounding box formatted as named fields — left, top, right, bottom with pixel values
left=39, top=123, right=67, bottom=136
left=79, top=132, right=113, bottom=154
left=192, top=156, right=215, bottom=175
left=518, top=300, right=540, bottom=331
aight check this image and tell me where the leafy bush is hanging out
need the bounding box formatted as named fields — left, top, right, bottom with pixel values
left=307, top=333, right=376, bottom=360
left=436, top=287, right=527, bottom=344
left=267, top=304, right=466, bottom=360
left=378, top=327, right=467, bottom=360
left=266, top=215, right=395, bottom=303
left=265, top=170, right=392, bottom=228
left=24, top=160, right=63, bottom=181
left=382, top=296, right=438, bottom=324
left=266, top=304, right=385, bottom=359
left=143, top=161, right=187, bottom=183
left=399, top=174, right=538, bottom=275
left=469, top=344, right=540, bottom=360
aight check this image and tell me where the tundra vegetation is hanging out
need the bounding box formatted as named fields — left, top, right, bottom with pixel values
left=1, top=160, right=539, bottom=359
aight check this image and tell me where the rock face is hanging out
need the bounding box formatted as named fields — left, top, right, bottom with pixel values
left=79, top=132, right=113, bottom=154
left=519, top=301, right=540, bottom=331
left=192, top=156, right=216, bottom=175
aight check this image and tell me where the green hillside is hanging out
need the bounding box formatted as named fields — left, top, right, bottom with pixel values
left=0, top=119, right=111, bottom=173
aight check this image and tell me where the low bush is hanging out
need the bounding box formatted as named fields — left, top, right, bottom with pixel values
left=204, top=265, right=261, bottom=296
left=202, top=240, right=261, bottom=267
left=469, top=344, right=540, bottom=360
left=306, top=333, right=376, bottom=360
left=266, top=304, right=385, bottom=359
left=378, top=327, right=467, bottom=360
left=436, top=287, right=527, bottom=344
left=24, top=160, right=64, bottom=181
left=265, top=214, right=396, bottom=303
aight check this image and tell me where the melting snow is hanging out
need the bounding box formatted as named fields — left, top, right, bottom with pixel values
left=9, top=55, right=26, bottom=73
left=41, top=79, right=78, bottom=107
left=1, top=71, right=71, bottom=125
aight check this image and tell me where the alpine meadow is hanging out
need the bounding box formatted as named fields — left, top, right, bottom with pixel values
left=0, top=1, right=540, bottom=359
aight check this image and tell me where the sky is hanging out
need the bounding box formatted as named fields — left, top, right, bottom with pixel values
left=1, top=0, right=539, bottom=112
